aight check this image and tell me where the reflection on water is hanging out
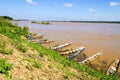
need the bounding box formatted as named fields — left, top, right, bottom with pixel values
left=13, top=21, right=120, bottom=61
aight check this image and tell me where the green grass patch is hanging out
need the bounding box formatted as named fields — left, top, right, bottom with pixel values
left=23, top=57, right=42, bottom=69
left=16, top=44, right=27, bottom=53
left=0, top=38, right=13, bottom=55
left=32, top=60, right=42, bottom=69
left=1, top=49, right=13, bottom=55
left=0, top=59, right=12, bottom=74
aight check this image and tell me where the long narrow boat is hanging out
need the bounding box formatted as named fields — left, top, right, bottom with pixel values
left=30, top=33, right=43, bottom=40
left=51, top=42, right=73, bottom=50
left=68, top=47, right=85, bottom=59
left=79, top=52, right=102, bottom=64
left=61, top=47, right=84, bottom=55
left=42, top=41, right=54, bottom=44
left=30, top=39, right=47, bottom=43
left=106, top=58, right=120, bottom=76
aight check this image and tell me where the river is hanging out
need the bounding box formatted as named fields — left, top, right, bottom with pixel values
left=13, top=21, right=120, bottom=62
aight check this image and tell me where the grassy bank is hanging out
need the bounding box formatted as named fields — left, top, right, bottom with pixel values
left=0, top=20, right=120, bottom=80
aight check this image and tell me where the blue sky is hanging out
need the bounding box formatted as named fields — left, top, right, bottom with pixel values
left=0, top=0, right=120, bottom=21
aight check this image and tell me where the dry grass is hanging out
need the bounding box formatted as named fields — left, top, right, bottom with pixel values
left=0, top=34, right=98, bottom=80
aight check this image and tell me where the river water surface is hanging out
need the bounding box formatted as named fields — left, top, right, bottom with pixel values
left=13, top=21, right=120, bottom=62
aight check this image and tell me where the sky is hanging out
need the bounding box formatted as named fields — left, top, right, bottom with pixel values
left=0, top=0, right=120, bottom=21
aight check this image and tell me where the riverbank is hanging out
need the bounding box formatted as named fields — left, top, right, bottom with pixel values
left=0, top=19, right=119, bottom=79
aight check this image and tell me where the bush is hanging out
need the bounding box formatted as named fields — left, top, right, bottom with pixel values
left=16, top=44, right=27, bottom=53
left=0, top=59, right=12, bottom=74
left=4, top=49, right=13, bottom=55
left=0, top=38, right=6, bottom=54
left=23, top=26, right=29, bottom=32
left=0, top=38, right=13, bottom=55
left=0, top=49, right=13, bottom=55
left=0, top=16, right=13, bottom=20
left=0, top=39, right=6, bottom=48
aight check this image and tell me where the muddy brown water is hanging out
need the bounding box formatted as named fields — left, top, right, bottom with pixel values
left=13, top=21, right=120, bottom=63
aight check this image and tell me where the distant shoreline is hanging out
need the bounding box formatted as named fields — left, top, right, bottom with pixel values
left=13, top=20, right=120, bottom=24
left=65, top=21, right=120, bottom=24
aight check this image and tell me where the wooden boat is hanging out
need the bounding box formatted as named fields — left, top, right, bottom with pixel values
left=29, top=39, right=47, bottom=44
left=42, top=41, right=54, bottom=44
left=61, top=47, right=83, bottom=55
left=68, top=47, right=85, bottom=59
left=51, top=42, right=73, bottom=50
left=29, top=33, right=43, bottom=40
left=37, top=40, right=49, bottom=44
left=106, top=58, right=120, bottom=76
left=31, top=35, right=43, bottom=40
left=79, top=52, right=102, bottom=64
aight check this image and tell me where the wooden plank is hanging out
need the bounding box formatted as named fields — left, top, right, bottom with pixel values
left=79, top=52, right=102, bottom=64
left=68, top=47, right=85, bottom=59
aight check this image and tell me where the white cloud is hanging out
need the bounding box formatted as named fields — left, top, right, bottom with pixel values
left=26, top=0, right=37, bottom=5
left=110, top=2, right=120, bottom=6
left=64, top=3, right=73, bottom=8
left=88, top=8, right=96, bottom=12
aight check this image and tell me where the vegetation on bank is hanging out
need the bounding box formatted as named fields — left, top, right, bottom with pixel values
left=0, top=19, right=120, bottom=80
left=31, top=21, right=50, bottom=25
left=0, top=59, right=12, bottom=76
left=0, top=16, right=13, bottom=20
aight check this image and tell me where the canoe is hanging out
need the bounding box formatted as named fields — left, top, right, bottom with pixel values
left=51, top=42, right=73, bottom=50
left=61, top=47, right=84, bottom=55
left=106, top=58, right=120, bottom=76
left=68, top=47, right=85, bottom=59
left=79, top=52, right=102, bottom=64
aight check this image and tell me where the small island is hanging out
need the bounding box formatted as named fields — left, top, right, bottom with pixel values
left=31, top=21, right=50, bottom=25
